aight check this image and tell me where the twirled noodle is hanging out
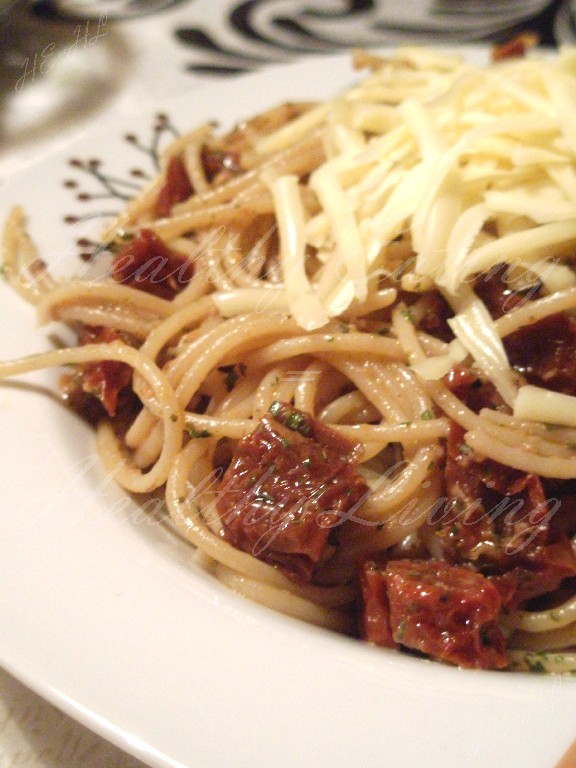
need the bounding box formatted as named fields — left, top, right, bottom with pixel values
left=0, top=343, right=183, bottom=493
left=2, top=45, right=576, bottom=672
left=2, top=206, right=55, bottom=304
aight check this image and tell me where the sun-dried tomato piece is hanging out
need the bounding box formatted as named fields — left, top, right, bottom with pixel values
left=112, top=229, right=194, bottom=300
left=384, top=559, right=507, bottom=669
left=216, top=402, right=369, bottom=582
left=155, top=156, right=193, bottom=217
left=62, top=325, right=133, bottom=418
left=505, top=313, right=576, bottom=397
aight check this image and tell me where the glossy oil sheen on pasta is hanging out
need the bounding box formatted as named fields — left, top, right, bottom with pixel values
left=2, top=46, right=576, bottom=672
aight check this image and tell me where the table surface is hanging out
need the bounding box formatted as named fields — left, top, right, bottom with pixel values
left=0, top=1, right=572, bottom=766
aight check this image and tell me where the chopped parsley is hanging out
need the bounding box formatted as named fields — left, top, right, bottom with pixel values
left=269, top=401, right=283, bottom=417
left=220, top=363, right=247, bottom=392
left=269, top=401, right=312, bottom=436
left=525, top=656, right=547, bottom=674
left=187, top=426, right=212, bottom=438
left=396, top=618, right=407, bottom=641
left=284, top=410, right=312, bottom=435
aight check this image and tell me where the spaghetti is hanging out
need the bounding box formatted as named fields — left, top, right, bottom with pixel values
left=2, top=46, right=576, bottom=672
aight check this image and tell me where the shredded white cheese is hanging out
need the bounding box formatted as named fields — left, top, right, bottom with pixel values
left=514, top=385, right=576, bottom=428
left=448, top=297, right=518, bottom=407
left=253, top=46, right=576, bottom=422
left=267, top=174, right=329, bottom=331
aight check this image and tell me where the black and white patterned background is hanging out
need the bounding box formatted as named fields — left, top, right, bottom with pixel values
left=29, top=0, right=567, bottom=78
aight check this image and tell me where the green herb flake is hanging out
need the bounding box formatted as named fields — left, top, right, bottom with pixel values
left=525, top=656, right=546, bottom=674
left=223, top=367, right=239, bottom=392
left=285, top=410, right=312, bottom=436
left=187, top=426, right=212, bottom=438
left=396, top=618, right=408, bottom=642
left=269, top=401, right=282, bottom=417
left=421, top=408, right=434, bottom=421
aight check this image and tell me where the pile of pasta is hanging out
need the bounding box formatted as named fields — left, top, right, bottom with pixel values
left=3, top=45, right=576, bottom=672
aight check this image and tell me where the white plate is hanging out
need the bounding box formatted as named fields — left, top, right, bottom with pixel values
left=0, top=50, right=574, bottom=768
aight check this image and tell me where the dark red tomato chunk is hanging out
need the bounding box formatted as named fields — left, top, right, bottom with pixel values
left=441, top=420, right=550, bottom=558
left=412, top=291, right=454, bottom=343
left=436, top=367, right=576, bottom=605
left=491, top=32, right=538, bottom=61
left=216, top=402, right=369, bottom=582
left=201, top=145, right=242, bottom=184
left=155, top=156, right=193, bottom=217
left=504, top=313, right=576, bottom=397
left=359, top=560, right=397, bottom=649
left=444, top=363, right=505, bottom=413
left=473, top=263, right=542, bottom=319
left=361, top=559, right=508, bottom=670
left=68, top=325, right=133, bottom=418
left=112, top=229, right=194, bottom=300
left=387, top=560, right=508, bottom=669
left=438, top=418, right=576, bottom=605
